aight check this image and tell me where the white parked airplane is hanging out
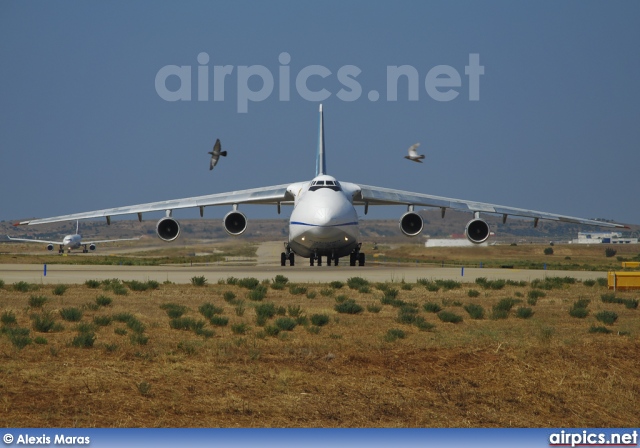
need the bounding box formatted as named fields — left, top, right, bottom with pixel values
left=16, top=105, right=626, bottom=266
left=8, top=221, right=139, bottom=254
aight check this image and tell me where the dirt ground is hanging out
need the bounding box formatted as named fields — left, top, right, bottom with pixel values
left=0, top=278, right=639, bottom=428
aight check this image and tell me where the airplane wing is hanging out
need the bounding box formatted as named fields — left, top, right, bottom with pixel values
left=17, top=184, right=295, bottom=226
left=353, top=184, right=627, bottom=229
left=7, top=236, right=63, bottom=245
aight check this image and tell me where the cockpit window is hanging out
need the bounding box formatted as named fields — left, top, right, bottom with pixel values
left=309, top=180, right=342, bottom=192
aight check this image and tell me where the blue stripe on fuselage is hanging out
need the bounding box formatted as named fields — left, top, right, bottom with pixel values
left=290, top=221, right=358, bottom=227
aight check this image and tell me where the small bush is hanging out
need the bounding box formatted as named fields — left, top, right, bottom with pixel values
left=238, top=277, right=260, bottom=290
left=273, top=275, right=289, bottom=285
left=190, top=276, right=207, bottom=286
left=13, top=281, right=38, bottom=293
left=467, top=289, right=480, bottom=298
left=198, top=302, right=224, bottom=319
left=569, top=307, right=589, bottom=318
left=464, top=303, right=485, bottom=320
left=1, top=311, right=17, bottom=326
left=289, top=285, right=307, bottom=295
left=160, top=303, right=188, bottom=318
left=310, top=314, right=330, bottom=327
left=583, top=279, right=596, bottom=287
left=384, top=328, right=406, bottom=342
left=247, top=285, right=267, bottom=301
left=589, top=325, right=612, bottom=334
left=28, top=295, right=48, bottom=308
left=72, top=331, right=96, bottom=348
left=605, top=248, right=617, bottom=258
left=623, top=299, right=638, bottom=309
left=413, top=316, right=435, bottom=331
left=494, top=298, right=519, bottom=312
left=95, top=295, right=113, bottom=307
left=209, top=315, right=229, bottom=327
left=223, top=291, right=236, bottom=303
left=255, top=302, right=277, bottom=319
left=423, top=302, right=442, bottom=313
left=544, top=247, right=554, bottom=255
left=7, top=327, right=32, bottom=349
left=85, top=279, right=101, bottom=289
left=231, top=323, right=248, bottom=335
left=52, top=284, right=68, bottom=296
left=595, top=311, right=618, bottom=326
left=347, top=277, right=369, bottom=290
left=516, top=307, right=534, bottom=319
left=275, top=317, right=297, bottom=331
left=32, top=311, right=63, bottom=333
left=437, top=311, right=463, bottom=323
left=59, top=307, right=83, bottom=322
left=367, top=303, right=382, bottom=313
left=435, top=280, right=461, bottom=291
left=93, top=315, right=112, bottom=327
left=330, top=281, right=344, bottom=289
left=596, top=277, right=608, bottom=287
left=334, top=299, right=364, bottom=314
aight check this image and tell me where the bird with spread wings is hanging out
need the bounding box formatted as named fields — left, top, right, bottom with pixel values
left=404, top=142, right=425, bottom=163
left=208, top=139, right=227, bottom=170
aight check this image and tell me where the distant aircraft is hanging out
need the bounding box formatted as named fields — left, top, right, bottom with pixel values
left=16, top=104, right=627, bottom=266
left=404, top=142, right=425, bottom=163
left=208, top=138, right=227, bottom=170
left=8, top=221, right=139, bottom=254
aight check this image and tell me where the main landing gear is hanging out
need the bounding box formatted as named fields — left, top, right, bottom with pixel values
left=309, top=253, right=340, bottom=266
left=281, top=244, right=295, bottom=266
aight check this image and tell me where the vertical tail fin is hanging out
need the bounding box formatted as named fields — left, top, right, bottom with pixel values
left=316, top=103, right=326, bottom=176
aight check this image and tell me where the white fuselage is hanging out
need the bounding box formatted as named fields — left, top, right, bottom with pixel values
left=286, top=175, right=360, bottom=258
left=62, top=234, right=82, bottom=250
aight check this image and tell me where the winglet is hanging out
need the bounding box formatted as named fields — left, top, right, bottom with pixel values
left=316, top=103, right=326, bottom=176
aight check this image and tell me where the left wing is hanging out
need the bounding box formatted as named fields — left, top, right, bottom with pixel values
left=354, top=184, right=627, bottom=229
left=7, top=236, right=63, bottom=245
left=17, top=184, right=295, bottom=226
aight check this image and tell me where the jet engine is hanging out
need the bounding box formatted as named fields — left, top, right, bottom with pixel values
left=156, top=217, right=181, bottom=242
left=223, top=211, right=248, bottom=236
left=47, top=244, right=54, bottom=251
left=399, top=211, right=424, bottom=237
left=465, top=218, right=490, bottom=244
left=89, top=244, right=96, bottom=251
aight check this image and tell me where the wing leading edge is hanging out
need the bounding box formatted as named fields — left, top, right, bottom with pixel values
left=18, top=184, right=295, bottom=226
left=354, top=184, right=627, bottom=229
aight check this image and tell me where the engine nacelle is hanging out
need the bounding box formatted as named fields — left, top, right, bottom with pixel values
left=47, top=244, right=54, bottom=251
left=156, top=217, right=181, bottom=242
left=465, top=218, right=490, bottom=244
left=223, top=211, right=248, bottom=236
left=89, top=244, right=96, bottom=251
left=399, top=211, right=424, bottom=237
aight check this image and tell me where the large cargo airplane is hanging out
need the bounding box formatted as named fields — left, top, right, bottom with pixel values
left=8, top=221, right=139, bottom=254
left=16, top=105, right=626, bottom=266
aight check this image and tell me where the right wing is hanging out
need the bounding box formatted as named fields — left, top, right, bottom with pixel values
left=7, top=236, right=63, bottom=245
left=86, top=237, right=142, bottom=244
left=17, top=184, right=296, bottom=226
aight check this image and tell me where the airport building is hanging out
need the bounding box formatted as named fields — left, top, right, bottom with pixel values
left=571, top=232, right=638, bottom=244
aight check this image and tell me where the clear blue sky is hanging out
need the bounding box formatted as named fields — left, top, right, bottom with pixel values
left=2, top=1, right=639, bottom=226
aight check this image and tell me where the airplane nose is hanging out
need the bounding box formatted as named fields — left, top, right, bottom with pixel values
left=314, top=208, right=331, bottom=226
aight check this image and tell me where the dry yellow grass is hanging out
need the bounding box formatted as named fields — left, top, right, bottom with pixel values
left=0, top=277, right=639, bottom=428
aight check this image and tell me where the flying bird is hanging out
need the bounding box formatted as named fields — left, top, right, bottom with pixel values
left=404, top=143, right=425, bottom=163
left=208, top=138, right=227, bottom=170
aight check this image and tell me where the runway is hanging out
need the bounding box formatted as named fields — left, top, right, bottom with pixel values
left=0, top=262, right=609, bottom=285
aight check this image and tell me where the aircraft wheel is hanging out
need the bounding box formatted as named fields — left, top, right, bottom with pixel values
left=358, top=252, right=365, bottom=266
left=310, top=258, right=314, bottom=266
left=289, top=253, right=295, bottom=266
left=281, top=252, right=286, bottom=267
left=317, top=256, right=322, bottom=266
left=350, top=253, right=356, bottom=266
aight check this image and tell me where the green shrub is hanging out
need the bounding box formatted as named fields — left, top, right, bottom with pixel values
left=516, top=307, right=534, bottom=319
left=52, top=284, right=68, bottom=296
left=125, top=280, right=149, bottom=291
left=596, top=277, right=608, bottom=287
left=209, top=315, right=229, bottom=327
left=160, top=303, right=188, bottom=318
left=1, top=311, right=17, bottom=326
left=310, top=314, right=330, bottom=327
left=589, top=325, right=612, bottom=334
left=85, top=279, right=101, bottom=289
left=347, top=277, right=369, bottom=290
left=397, top=306, right=418, bottom=324
left=275, top=317, right=297, bottom=331
left=190, top=276, right=207, bottom=286
left=306, top=291, right=317, bottom=299
left=464, top=303, right=485, bottom=319
left=423, top=302, right=442, bottom=313
left=583, top=279, right=596, bottom=287
left=93, top=315, right=112, bottom=326
left=13, top=281, right=38, bottom=292
left=569, top=307, right=589, bottom=318
left=287, top=305, right=302, bottom=317
left=544, top=247, right=554, bottom=255
left=169, top=317, right=199, bottom=331
left=367, top=303, right=382, bottom=313
left=334, top=299, right=364, bottom=314
left=623, top=299, right=638, bottom=309
left=384, top=328, right=406, bottom=342
left=237, top=277, right=260, bottom=290
left=494, top=298, right=519, bottom=312
left=247, top=285, right=267, bottom=301
left=255, top=302, right=277, bottom=319
left=437, top=311, right=463, bottom=323
left=595, top=311, right=618, bottom=325
left=413, top=316, right=435, bottom=331
left=32, top=311, right=63, bottom=333
left=273, top=275, right=289, bottom=285
left=223, top=291, right=236, bottom=303
left=330, top=281, right=344, bottom=289
left=289, top=285, right=307, bottom=295
left=95, top=295, right=113, bottom=307
left=34, top=336, right=47, bottom=345
left=59, top=307, right=83, bottom=322
left=71, top=331, right=96, bottom=348
left=467, top=289, right=480, bottom=298
left=320, top=288, right=334, bottom=297
left=6, top=327, right=32, bottom=349
left=28, top=295, right=48, bottom=308
left=198, top=302, right=223, bottom=319
left=231, top=323, right=248, bottom=335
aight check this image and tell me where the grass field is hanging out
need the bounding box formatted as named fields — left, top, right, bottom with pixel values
left=1, top=274, right=639, bottom=427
